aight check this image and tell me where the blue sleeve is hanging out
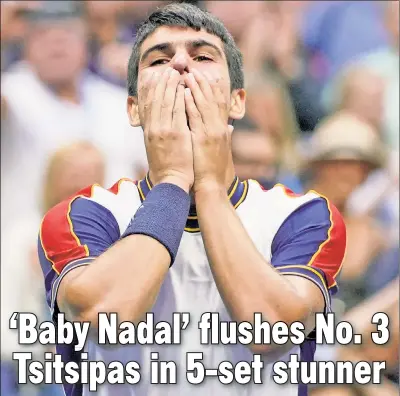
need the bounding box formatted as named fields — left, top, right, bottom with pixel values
left=38, top=197, right=120, bottom=318
left=271, top=197, right=346, bottom=313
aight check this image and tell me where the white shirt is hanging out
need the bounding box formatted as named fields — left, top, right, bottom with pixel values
left=39, top=177, right=346, bottom=396
left=1, top=62, right=147, bottom=229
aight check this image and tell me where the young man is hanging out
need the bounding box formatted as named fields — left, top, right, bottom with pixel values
left=38, top=4, right=346, bottom=396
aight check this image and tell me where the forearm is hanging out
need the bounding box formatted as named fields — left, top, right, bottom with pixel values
left=342, top=278, right=399, bottom=331
left=59, top=234, right=170, bottom=326
left=338, top=348, right=399, bottom=396
left=341, top=279, right=399, bottom=367
left=60, top=179, right=191, bottom=326
left=196, top=185, right=314, bottom=326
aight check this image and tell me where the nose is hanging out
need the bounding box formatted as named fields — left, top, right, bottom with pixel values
left=170, top=52, right=190, bottom=75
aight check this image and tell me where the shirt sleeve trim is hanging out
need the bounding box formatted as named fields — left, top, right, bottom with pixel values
left=277, top=265, right=332, bottom=314
left=50, top=257, right=95, bottom=318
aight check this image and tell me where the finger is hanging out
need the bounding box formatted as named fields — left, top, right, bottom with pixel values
left=139, top=71, right=154, bottom=102
left=184, top=72, right=209, bottom=115
left=204, top=72, right=227, bottom=119
left=142, top=72, right=159, bottom=129
left=151, top=67, right=173, bottom=129
left=184, top=87, right=203, bottom=133
left=228, top=125, right=234, bottom=134
left=161, top=69, right=181, bottom=129
left=191, top=68, right=214, bottom=102
left=172, top=84, right=187, bottom=130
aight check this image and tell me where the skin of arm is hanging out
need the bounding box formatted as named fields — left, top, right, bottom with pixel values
left=340, top=215, right=385, bottom=281
left=339, top=278, right=399, bottom=368
left=57, top=233, right=171, bottom=327
left=338, top=347, right=399, bottom=396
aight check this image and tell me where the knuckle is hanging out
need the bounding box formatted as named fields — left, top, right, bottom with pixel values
left=201, top=102, right=211, bottom=112
left=191, top=110, right=201, bottom=119
left=196, top=105, right=209, bottom=115
left=147, top=133, right=154, bottom=142
left=159, top=126, right=169, bottom=135
left=161, top=101, right=171, bottom=110
left=210, top=99, right=219, bottom=109
left=147, top=128, right=156, bottom=137
left=168, top=130, right=179, bottom=139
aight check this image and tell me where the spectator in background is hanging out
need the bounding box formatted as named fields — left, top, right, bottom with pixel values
left=323, top=0, right=399, bottom=151
left=300, top=1, right=389, bottom=85
left=204, top=1, right=266, bottom=43
left=1, top=141, right=105, bottom=396
left=319, top=1, right=400, bottom=310
left=86, top=1, right=170, bottom=86
left=325, top=66, right=385, bottom=135
left=85, top=0, right=138, bottom=86
left=231, top=120, right=278, bottom=189
left=41, top=141, right=105, bottom=212
left=351, top=0, right=399, bottom=152
left=339, top=278, right=399, bottom=391
left=0, top=1, right=42, bottom=71
left=244, top=71, right=304, bottom=192
left=305, top=112, right=391, bottom=308
left=264, top=1, right=326, bottom=133
left=1, top=1, right=147, bottom=233
left=312, top=279, right=399, bottom=396
left=215, top=0, right=325, bottom=133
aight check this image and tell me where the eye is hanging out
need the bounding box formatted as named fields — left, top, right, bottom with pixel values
left=150, top=59, right=169, bottom=66
left=194, top=55, right=213, bottom=62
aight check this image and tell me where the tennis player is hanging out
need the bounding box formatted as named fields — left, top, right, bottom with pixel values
left=38, top=3, right=346, bottom=396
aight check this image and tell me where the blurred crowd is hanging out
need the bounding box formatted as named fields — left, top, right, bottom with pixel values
left=1, top=1, right=398, bottom=396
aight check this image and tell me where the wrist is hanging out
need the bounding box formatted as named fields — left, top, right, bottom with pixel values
left=194, top=180, right=227, bottom=201
left=123, top=183, right=190, bottom=265
left=157, top=175, right=191, bottom=194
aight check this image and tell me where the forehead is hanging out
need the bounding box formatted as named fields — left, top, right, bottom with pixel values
left=140, top=26, right=225, bottom=56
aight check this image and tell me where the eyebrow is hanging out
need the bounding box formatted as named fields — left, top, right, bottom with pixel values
left=189, top=39, right=224, bottom=58
left=140, top=39, right=224, bottom=64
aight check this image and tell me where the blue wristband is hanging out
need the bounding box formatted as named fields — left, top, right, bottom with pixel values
left=122, top=183, right=190, bottom=265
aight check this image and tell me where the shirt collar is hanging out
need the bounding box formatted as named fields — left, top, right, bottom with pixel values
left=137, top=173, right=248, bottom=232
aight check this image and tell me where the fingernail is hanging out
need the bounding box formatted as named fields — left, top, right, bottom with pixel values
left=171, top=69, right=179, bottom=76
left=165, top=67, right=173, bottom=74
left=184, top=88, right=191, bottom=96
left=188, top=73, right=195, bottom=81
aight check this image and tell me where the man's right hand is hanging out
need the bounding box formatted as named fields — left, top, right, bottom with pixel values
left=142, top=67, right=194, bottom=193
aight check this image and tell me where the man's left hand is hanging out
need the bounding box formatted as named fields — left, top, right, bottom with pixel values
left=184, top=69, right=233, bottom=193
